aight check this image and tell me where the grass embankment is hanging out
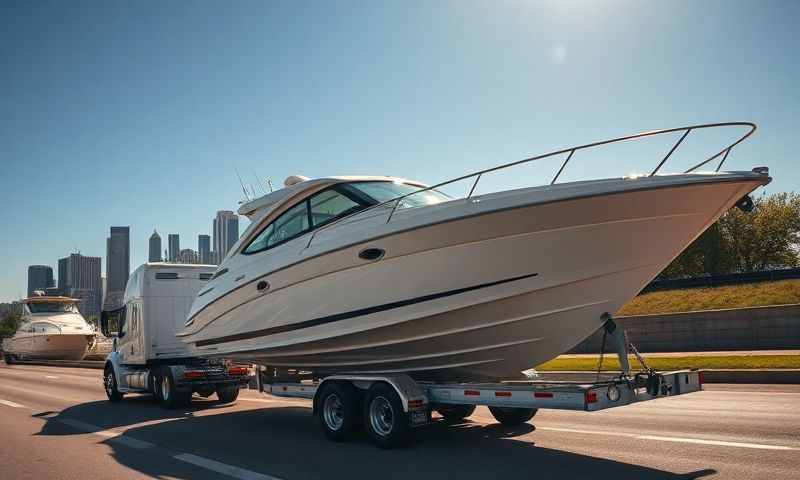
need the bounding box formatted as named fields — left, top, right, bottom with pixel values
left=617, top=279, right=800, bottom=316
left=536, top=355, right=800, bottom=371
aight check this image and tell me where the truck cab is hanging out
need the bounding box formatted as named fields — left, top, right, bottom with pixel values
left=100, top=263, right=250, bottom=408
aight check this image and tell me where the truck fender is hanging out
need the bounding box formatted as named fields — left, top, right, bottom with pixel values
left=104, top=352, right=127, bottom=390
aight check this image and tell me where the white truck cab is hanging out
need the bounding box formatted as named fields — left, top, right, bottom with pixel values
left=100, top=263, right=250, bottom=408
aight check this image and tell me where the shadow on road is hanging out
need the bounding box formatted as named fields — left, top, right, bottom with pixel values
left=37, top=397, right=717, bottom=480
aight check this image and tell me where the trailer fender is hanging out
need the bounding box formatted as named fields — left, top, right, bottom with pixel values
left=314, top=374, right=427, bottom=414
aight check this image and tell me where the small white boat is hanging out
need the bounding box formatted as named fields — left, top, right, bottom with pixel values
left=178, top=122, right=770, bottom=381
left=2, top=294, right=94, bottom=362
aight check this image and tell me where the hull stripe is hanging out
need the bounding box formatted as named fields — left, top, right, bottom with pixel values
left=195, top=272, right=538, bottom=347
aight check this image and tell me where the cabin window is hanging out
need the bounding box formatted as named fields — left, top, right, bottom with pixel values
left=243, top=201, right=311, bottom=253
left=309, top=189, right=363, bottom=228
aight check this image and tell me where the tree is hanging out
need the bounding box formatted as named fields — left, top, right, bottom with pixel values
left=660, top=192, right=800, bottom=279
left=0, top=311, right=22, bottom=338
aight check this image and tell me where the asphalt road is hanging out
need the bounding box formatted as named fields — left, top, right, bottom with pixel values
left=0, top=362, right=797, bottom=480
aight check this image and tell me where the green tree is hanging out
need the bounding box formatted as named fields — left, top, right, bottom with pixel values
left=0, top=311, right=22, bottom=338
left=660, top=192, right=800, bottom=279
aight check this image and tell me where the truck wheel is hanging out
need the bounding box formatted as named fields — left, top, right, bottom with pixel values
left=4, top=353, right=16, bottom=365
left=488, top=407, right=537, bottom=426
left=436, top=404, right=476, bottom=423
left=363, top=383, right=411, bottom=449
left=216, top=385, right=240, bottom=404
left=104, top=366, right=124, bottom=402
left=316, top=382, right=360, bottom=442
left=159, top=368, right=191, bottom=409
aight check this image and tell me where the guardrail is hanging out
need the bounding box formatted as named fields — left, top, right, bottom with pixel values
left=645, top=268, right=800, bottom=292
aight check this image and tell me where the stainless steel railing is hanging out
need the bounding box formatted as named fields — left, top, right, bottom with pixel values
left=305, top=122, right=756, bottom=249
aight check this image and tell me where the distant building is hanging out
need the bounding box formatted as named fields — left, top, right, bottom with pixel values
left=198, top=235, right=211, bottom=264
left=213, top=211, right=239, bottom=264
left=168, top=234, right=180, bottom=262
left=27, top=265, right=54, bottom=297
left=105, top=226, right=130, bottom=309
left=149, top=230, right=162, bottom=262
left=177, top=248, right=198, bottom=264
left=58, top=253, right=102, bottom=318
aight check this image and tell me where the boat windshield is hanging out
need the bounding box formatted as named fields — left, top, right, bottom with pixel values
left=347, top=181, right=450, bottom=208
left=27, top=303, right=78, bottom=314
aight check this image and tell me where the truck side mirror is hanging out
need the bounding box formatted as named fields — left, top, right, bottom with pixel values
left=100, top=307, right=125, bottom=338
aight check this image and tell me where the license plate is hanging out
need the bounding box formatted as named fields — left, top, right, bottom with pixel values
left=411, top=409, right=428, bottom=426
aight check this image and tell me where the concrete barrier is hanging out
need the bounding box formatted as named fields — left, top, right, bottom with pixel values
left=570, top=304, right=800, bottom=353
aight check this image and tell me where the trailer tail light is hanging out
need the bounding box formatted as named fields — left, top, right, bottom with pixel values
left=495, top=391, right=512, bottom=397
left=698, top=371, right=704, bottom=386
left=184, top=370, right=204, bottom=379
left=228, top=366, right=249, bottom=376
left=585, top=391, right=598, bottom=404
left=534, top=392, right=553, bottom=398
left=464, top=390, right=480, bottom=396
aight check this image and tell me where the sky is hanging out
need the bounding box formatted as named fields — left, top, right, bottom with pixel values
left=1, top=0, right=798, bottom=302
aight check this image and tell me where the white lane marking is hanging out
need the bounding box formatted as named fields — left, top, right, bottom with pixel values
left=637, top=435, right=799, bottom=451
left=174, top=453, right=282, bottom=480
left=45, top=375, right=59, bottom=379
left=537, top=426, right=798, bottom=451
left=59, top=419, right=155, bottom=449
left=0, top=398, right=26, bottom=408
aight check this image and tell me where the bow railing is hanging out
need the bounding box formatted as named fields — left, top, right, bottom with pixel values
left=305, top=122, right=756, bottom=249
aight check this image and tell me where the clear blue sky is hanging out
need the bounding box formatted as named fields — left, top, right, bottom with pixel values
left=1, top=1, right=798, bottom=302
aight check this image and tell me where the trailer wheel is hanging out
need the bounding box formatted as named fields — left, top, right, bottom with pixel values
left=104, top=366, right=124, bottom=402
left=436, top=404, right=476, bottom=423
left=488, top=406, right=537, bottom=426
left=216, top=384, right=240, bottom=404
left=317, top=382, right=360, bottom=442
left=158, top=368, right=191, bottom=409
left=3, top=353, right=16, bottom=365
left=363, top=383, right=411, bottom=449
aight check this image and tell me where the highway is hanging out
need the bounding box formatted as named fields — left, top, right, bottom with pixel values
left=0, top=362, right=797, bottom=480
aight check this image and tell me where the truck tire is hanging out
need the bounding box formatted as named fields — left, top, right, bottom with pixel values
left=4, top=353, right=16, bottom=365
left=104, top=366, right=124, bottom=402
left=436, top=404, right=476, bottom=423
left=216, top=384, right=240, bottom=404
left=363, top=382, right=411, bottom=449
left=488, top=406, right=537, bottom=426
left=158, top=367, right=191, bottom=409
left=316, top=382, right=360, bottom=442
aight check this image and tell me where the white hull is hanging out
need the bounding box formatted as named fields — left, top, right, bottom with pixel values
left=182, top=173, right=768, bottom=381
left=3, top=333, right=91, bottom=361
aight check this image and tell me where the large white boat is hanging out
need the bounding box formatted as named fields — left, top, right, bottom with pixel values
left=2, top=294, right=94, bottom=362
left=179, top=123, right=770, bottom=381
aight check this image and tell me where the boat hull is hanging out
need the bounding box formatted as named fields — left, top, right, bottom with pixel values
left=183, top=174, right=768, bottom=381
left=3, top=333, right=91, bottom=361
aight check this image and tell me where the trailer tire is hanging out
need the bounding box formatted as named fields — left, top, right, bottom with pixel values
left=488, top=406, right=537, bottom=426
left=3, top=353, right=16, bottom=365
left=104, top=366, right=124, bottom=402
left=363, top=383, right=411, bottom=449
left=436, top=404, right=476, bottom=423
left=317, top=382, right=360, bottom=442
left=216, top=384, right=240, bottom=404
left=158, top=367, right=191, bottom=409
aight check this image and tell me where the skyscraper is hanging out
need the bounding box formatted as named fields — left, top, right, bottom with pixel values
left=213, top=211, right=239, bottom=264
left=105, top=226, right=130, bottom=309
left=27, top=265, right=54, bottom=297
left=149, top=230, right=162, bottom=262
left=198, top=234, right=211, bottom=264
left=58, top=253, right=102, bottom=319
left=168, top=234, right=180, bottom=262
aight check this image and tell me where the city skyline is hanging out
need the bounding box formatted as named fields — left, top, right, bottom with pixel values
left=2, top=2, right=798, bottom=302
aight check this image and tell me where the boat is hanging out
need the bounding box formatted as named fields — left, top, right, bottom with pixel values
left=178, top=122, right=771, bottom=381
left=2, top=294, right=95, bottom=362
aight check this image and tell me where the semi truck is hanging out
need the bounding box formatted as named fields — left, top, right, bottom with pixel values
left=100, top=263, right=250, bottom=408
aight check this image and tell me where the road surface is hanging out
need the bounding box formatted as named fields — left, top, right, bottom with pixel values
left=0, top=361, right=797, bottom=479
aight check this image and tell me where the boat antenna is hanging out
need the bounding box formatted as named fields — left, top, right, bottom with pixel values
left=251, top=171, right=266, bottom=195
left=234, top=168, right=251, bottom=201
